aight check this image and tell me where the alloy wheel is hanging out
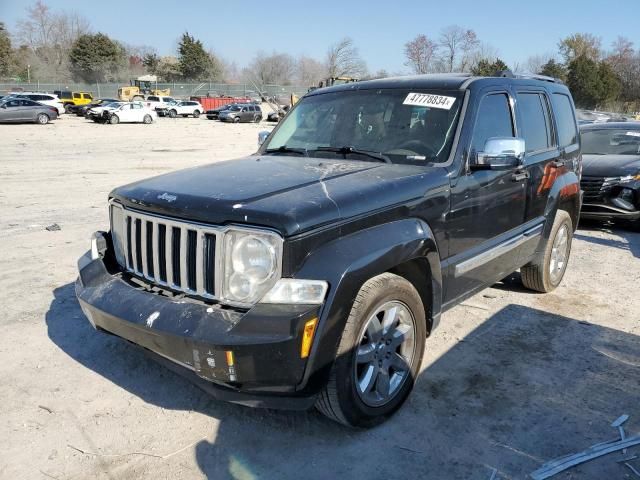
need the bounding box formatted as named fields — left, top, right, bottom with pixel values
left=549, top=224, right=569, bottom=283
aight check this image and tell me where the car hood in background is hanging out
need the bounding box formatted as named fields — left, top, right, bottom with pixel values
left=582, top=154, right=640, bottom=177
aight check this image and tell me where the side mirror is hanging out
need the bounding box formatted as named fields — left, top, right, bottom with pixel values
left=471, top=137, right=525, bottom=170
left=258, top=130, right=270, bottom=146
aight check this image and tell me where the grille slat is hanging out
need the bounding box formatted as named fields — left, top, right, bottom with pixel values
left=115, top=207, right=223, bottom=301
left=580, top=176, right=606, bottom=202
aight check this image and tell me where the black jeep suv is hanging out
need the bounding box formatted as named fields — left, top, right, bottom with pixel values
left=76, top=73, right=582, bottom=427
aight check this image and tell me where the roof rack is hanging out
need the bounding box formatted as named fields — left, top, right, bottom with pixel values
left=495, top=70, right=560, bottom=83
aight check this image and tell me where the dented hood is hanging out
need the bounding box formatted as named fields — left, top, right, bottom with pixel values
left=110, top=155, right=447, bottom=236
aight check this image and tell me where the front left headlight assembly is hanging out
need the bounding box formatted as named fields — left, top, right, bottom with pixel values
left=222, top=229, right=283, bottom=305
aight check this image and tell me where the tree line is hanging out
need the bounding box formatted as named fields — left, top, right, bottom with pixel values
left=1, top=2, right=639, bottom=111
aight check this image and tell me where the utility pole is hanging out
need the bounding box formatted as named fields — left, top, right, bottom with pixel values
left=27, top=64, right=31, bottom=84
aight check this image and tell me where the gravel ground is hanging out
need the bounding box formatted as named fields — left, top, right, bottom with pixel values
left=0, top=114, right=639, bottom=480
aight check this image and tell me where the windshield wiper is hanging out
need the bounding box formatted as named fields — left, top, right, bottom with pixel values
left=313, top=146, right=391, bottom=163
left=264, top=145, right=308, bottom=156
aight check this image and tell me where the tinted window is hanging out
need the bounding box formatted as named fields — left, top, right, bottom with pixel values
left=21, top=99, right=39, bottom=106
left=552, top=94, right=578, bottom=147
left=148, top=96, right=159, bottom=101
left=6, top=100, right=20, bottom=107
left=471, top=93, right=514, bottom=152
left=73, top=93, right=81, bottom=98
left=518, top=93, right=552, bottom=152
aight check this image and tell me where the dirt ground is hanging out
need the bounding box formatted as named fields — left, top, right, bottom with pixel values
left=0, top=113, right=639, bottom=480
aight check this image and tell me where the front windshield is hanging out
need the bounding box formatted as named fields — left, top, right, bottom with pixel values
left=582, top=128, right=640, bottom=155
left=263, top=89, right=463, bottom=164
left=228, top=105, right=241, bottom=112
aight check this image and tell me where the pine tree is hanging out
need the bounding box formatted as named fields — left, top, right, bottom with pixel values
left=178, top=32, right=221, bottom=80
left=0, top=23, right=11, bottom=77
left=471, top=58, right=509, bottom=76
left=69, top=33, right=125, bottom=82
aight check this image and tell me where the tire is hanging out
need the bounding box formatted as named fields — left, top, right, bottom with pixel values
left=315, top=272, right=426, bottom=427
left=132, top=95, right=144, bottom=101
left=64, top=104, right=72, bottom=114
left=253, top=114, right=261, bottom=123
left=109, top=115, right=119, bottom=125
left=233, top=116, right=240, bottom=123
left=169, top=109, right=177, bottom=118
left=143, top=114, right=152, bottom=124
left=36, top=113, right=49, bottom=125
left=193, top=110, right=200, bottom=118
left=521, top=210, right=573, bottom=293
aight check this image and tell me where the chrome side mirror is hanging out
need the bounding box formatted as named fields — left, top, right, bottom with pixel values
left=258, top=130, right=270, bottom=146
left=472, top=137, right=525, bottom=170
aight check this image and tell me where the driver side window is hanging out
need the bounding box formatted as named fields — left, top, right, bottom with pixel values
left=471, top=93, right=514, bottom=152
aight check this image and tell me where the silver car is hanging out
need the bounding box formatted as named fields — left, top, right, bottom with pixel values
left=0, top=98, right=59, bottom=124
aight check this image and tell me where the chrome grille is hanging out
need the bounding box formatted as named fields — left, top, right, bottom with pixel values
left=113, top=205, right=221, bottom=299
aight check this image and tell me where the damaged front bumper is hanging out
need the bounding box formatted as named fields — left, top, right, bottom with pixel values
left=75, top=251, right=321, bottom=410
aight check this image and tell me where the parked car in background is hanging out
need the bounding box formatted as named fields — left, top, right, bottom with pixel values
left=0, top=97, right=58, bottom=124
left=580, top=122, right=640, bottom=228
left=205, top=103, right=238, bottom=120
left=12, top=92, right=65, bottom=115
left=69, top=98, right=120, bottom=117
left=145, top=95, right=176, bottom=111
left=103, top=102, right=157, bottom=124
left=87, top=102, right=126, bottom=122
left=77, top=73, right=581, bottom=427
left=219, top=104, right=262, bottom=123
left=54, top=90, right=94, bottom=113
left=158, top=100, right=203, bottom=118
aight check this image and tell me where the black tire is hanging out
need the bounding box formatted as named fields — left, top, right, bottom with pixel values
left=233, top=116, right=240, bottom=123
left=64, top=104, right=73, bottom=114
left=36, top=113, right=49, bottom=125
left=132, top=95, right=144, bottom=101
left=521, top=210, right=573, bottom=293
left=143, top=114, right=152, bottom=124
left=169, top=109, right=177, bottom=118
left=193, top=110, right=200, bottom=118
left=109, top=115, right=119, bottom=125
left=253, top=114, right=261, bottom=123
left=315, top=272, right=426, bottom=427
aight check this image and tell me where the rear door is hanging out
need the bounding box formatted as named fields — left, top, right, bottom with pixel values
left=514, top=89, right=559, bottom=259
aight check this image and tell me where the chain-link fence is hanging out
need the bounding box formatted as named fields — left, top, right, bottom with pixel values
left=0, top=81, right=309, bottom=100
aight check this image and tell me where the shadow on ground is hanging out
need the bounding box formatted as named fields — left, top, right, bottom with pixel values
left=47, top=283, right=640, bottom=479
left=576, top=219, right=640, bottom=259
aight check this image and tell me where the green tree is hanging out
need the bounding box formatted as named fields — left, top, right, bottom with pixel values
left=69, top=33, right=125, bottom=82
left=539, top=59, right=567, bottom=82
left=177, top=32, right=221, bottom=80
left=471, top=58, right=509, bottom=76
left=0, top=22, right=11, bottom=77
left=142, top=53, right=160, bottom=74
left=567, top=55, right=620, bottom=108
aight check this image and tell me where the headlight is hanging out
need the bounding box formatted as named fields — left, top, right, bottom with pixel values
left=619, top=174, right=640, bottom=183
left=110, top=203, right=127, bottom=267
left=222, top=229, right=282, bottom=305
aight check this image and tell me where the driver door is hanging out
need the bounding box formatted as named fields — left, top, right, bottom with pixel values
left=444, top=89, right=528, bottom=303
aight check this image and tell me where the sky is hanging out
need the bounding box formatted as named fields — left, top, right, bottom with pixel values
left=2, top=0, right=639, bottom=75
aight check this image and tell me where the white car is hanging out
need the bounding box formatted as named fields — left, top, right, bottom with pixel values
left=145, top=95, right=176, bottom=110
left=163, top=100, right=203, bottom=118
left=105, top=102, right=157, bottom=124
left=87, top=102, right=126, bottom=122
left=13, top=92, right=65, bottom=114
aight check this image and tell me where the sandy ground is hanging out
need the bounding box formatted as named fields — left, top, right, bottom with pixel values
left=0, top=113, right=639, bottom=480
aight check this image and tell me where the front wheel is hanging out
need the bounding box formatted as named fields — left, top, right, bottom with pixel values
left=169, top=109, right=177, bottom=118
left=521, top=210, right=573, bottom=292
left=143, top=114, right=152, bottom=124
left=109, top=115, right=119, bottom=125
left=233, top=116, right=240, bottom=123
left=193, top=110, right=200, bottom=118
left=36, top=113, right=49, bottom=125
left=253, top=114, right=261, bottom=123
left=315, top=273, right=426, bottom=427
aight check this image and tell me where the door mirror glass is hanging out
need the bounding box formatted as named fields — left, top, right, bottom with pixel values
left=472, top=137, right=525, bottom=170
left=258, top=130, right=270, bottom=145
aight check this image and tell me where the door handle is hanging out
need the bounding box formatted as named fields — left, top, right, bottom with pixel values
left=511, top=168, right=529, bottom=182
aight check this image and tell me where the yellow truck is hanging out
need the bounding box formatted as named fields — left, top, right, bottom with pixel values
left=53, top=90, right=94, bottom=113
left=118, top=75, right=170, bottom=101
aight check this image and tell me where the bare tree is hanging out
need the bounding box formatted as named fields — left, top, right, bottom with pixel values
left=15, top=0, right=90, bottom=81
left=466, top=42, right=500, bottom=72
left=403, top=34, right=437, bottom=74
left=248, top=51, right=296, bottom=85
left=558, top=33, right=602, bottom=63
left=438, top=25, right=479, bottom=72
left=296, top=55, right=325, bottom=86
left=326, top=37, right=367, bottom=78
left=524, top=53, right=556, bottom=74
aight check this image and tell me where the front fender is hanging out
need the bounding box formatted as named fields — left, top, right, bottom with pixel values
left=293, top=218, right=442, bottom=394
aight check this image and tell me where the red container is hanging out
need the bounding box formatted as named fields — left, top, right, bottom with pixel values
left=191, top=96, right=252, bottom=110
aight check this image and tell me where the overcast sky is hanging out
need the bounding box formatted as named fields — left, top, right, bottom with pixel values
left=2, top=0, right=639, bottom=74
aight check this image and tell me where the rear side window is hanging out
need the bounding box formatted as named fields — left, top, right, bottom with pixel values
left=471, top=93, right=514, bottom=152
left=517, top=93, right=552, bottom=152
left=148, top=96, right=159, bottom=101
left=73, top=93, right=81, bottom=99
left=552, top=94, right=578, bottom=147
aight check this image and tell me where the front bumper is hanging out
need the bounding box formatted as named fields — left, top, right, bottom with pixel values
left=76, top=251, right=320, bottom=409
left=580, top=202, right=640, bottom=220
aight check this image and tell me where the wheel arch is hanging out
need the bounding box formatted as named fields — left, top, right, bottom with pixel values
left=293, top=217, right=443, bottom=395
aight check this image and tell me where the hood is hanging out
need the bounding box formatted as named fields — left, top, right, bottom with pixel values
left=111, top=155, right=448, bottom=236
left=582, top=154, right=640, bottom=177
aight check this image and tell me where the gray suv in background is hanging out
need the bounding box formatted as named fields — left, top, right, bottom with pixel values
left=219, top=104, right=263, bottom=123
